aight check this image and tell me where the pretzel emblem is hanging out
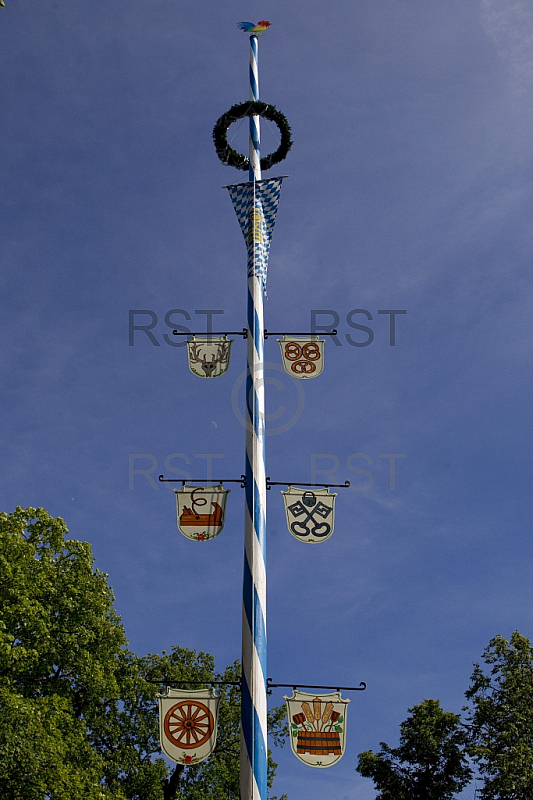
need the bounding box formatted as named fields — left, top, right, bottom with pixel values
left=302, top=342, right=320, bottom=361
left=292, top=360, right=316, bottom=374
left=284, top=342, right=302, bottom=361
left=280, top=338, right=323, bottom=379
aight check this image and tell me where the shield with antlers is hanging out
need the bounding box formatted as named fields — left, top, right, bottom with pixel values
left=186, top=335, right=233, bottom=378
left=158, top=686, right=219, bottom=765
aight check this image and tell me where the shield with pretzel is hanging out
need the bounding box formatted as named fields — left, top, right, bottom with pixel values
left=284, top=690, right=350, bottom=768
left=281, top=486, right=336, bottom=543
left=277, top=335, right=324, bottom=379
left=174, top=484, right=230, bottom=541
left=158, top=686, right=219, bottom=765
left=186, top=335, right=233, bottom=378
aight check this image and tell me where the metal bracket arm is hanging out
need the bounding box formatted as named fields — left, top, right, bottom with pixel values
left=264, top=329, right=337, bottom=339
left=172, top=328, right=338, bottom=339
left=146, top=677, right=242, bottom=689
left=172, top=328, right=248, bottom=338
left=159, top=474, right=247, bottom=488
left=267, top=678, right=366, bottom=692
left=266, top=478, right=350, bottom=490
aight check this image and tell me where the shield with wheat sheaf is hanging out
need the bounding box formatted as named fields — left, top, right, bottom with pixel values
left=284, top=690, right=349, bottom=767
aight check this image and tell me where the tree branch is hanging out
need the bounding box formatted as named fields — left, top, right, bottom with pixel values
left=163, top=763, right=184, bottom=800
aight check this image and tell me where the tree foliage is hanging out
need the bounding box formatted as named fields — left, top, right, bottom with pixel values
left=464, top=630, right=533, bottom=799
left=100, top=650, right=287, bottom=800
left=0, top=505, right=127, bottom=799
left=356, top=698, right=472, bottom=800
left=0, top=507, right=287, bottom=799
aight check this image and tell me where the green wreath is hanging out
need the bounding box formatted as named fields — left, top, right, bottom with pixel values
left=213, top=101, right=292, bottom=171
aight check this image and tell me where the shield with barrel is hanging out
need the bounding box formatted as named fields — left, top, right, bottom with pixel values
left=284, top=690, right=349, bottom=767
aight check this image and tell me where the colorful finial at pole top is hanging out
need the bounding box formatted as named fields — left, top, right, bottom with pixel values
left=212, top=20, right=292, bottom=174
left=237, top=20, right=271, bottom=36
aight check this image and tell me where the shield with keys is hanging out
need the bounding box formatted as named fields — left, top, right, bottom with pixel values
left=277, top=335, right=324, bottom=379
left=281, top=486, right=336, bottom=543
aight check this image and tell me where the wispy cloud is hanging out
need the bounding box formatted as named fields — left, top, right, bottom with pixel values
left=482, top=0, right=533, bottom=93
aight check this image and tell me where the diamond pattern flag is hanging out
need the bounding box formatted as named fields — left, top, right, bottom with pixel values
left=226, top=177, right=284, bottom=293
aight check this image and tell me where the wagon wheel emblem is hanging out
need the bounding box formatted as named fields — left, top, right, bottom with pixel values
left=164, top=700, right=214, bottom=749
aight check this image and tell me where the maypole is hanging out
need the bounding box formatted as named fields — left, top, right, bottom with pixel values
left=157, top=19, right=368, bottom=798
left=241, top=30, right=268, bottom=800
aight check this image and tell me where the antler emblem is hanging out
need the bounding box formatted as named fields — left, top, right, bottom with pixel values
left=186, top=336, right=233, bottom=378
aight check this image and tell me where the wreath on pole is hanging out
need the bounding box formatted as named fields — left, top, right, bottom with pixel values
left=213, top=101, right=292, bottom=171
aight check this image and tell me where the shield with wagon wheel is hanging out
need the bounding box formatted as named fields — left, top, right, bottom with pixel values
left=157, top=686, right=220, bottom=765
left=277, top=335, right=324, bottom=379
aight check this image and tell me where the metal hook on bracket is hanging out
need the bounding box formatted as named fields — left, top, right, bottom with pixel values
left=159, top=475, right=247, bottom=488
left=264, top=329, right=337, bottom=339
left=265, top=478, right=350, bottom=491
left=266, top=678, right=366, bottom=692
left=172, top=328, right=248, bottom=339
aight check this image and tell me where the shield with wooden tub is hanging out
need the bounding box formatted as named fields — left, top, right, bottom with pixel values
left=157, top=687, right=219, bottom=765
left=174, top=484, right=230, bottom=541
left=277, top=335, right=324, bottom=379
left=281, top=485, right=336, bottom=543
left=284, top=690, right=350, bottom=768
left=186, top=335, right=233, bottom=378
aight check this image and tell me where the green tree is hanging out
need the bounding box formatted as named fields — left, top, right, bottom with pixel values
left=464, top=630, right=533, bottom=799
left=0, top=507, right=287, bottom=799
left=0, top=505, right=127, bottom=799
left=356, top=698, right=472, bottom=800
left=98, top=649, right=287, bottom=800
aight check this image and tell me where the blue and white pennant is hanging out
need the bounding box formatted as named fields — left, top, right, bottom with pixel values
left=226, top=178, right=284, bottom=294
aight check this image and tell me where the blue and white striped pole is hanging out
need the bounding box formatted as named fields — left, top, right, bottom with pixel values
left=248, top=35, right=261, bottom=181
left=241, top=32, right=268, bottom=800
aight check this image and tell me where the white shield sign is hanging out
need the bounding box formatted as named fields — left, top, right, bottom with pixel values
left=158, top=687, right=219, bottom=765
left=281, top=486, right=336, bottom=543
left=187, top=335, right=233, bottom=378
left=285, top=690, right=350, bottom=768
left=277, top=335, right=324, bottom=379
left=174, top=484, right=230, bottom=541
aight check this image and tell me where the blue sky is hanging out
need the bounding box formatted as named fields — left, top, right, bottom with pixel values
left=2, top=1, right=533, bottom=798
